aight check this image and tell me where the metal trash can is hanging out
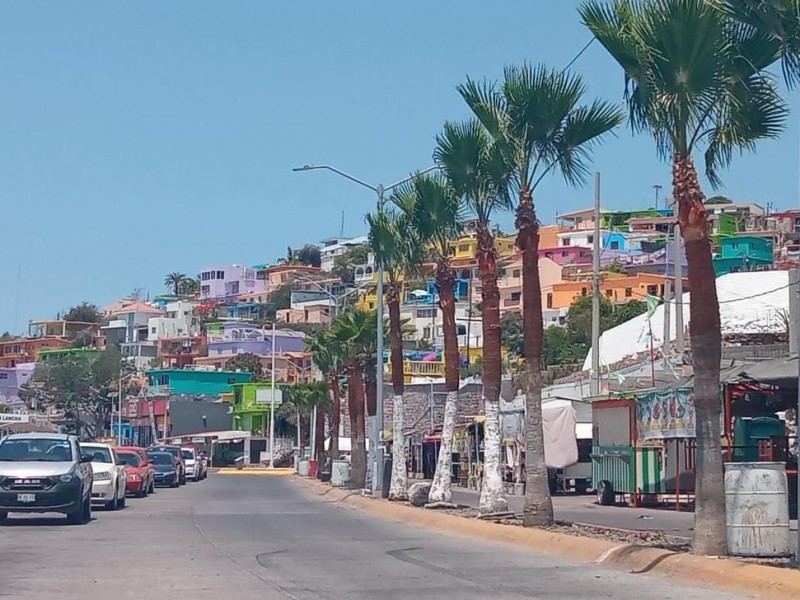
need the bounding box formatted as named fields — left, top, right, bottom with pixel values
left=298, top=460, right=310, bottom=477
left=234, top=456, right=245, bottom=471
left=725, top=462, right=791, bottom=557
left=381, top=455, right=392, bottom=498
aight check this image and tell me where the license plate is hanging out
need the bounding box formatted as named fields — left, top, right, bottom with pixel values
left=17, top=493, right=35, bottom=503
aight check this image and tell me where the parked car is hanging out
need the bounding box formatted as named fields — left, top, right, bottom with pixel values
left=181, top=447, right=206, bottom=482
left=149, top=452, right=179, bottom=488
left=116, top=449, right=154, bottom=497
left=0, top=433, right=93, bottom=524
left=116, top=446, right=155, bottom=495
left=149, top=445, right=186, bottom=485
left=80, top=442, right=127, bottom=510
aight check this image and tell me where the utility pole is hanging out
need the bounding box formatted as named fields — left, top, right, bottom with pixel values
left=673, top=202, right=685, bottom=358
left=662, top=279, right=672, bottom=370
left=269, top=321, right=276, bottom=469
left=653, top=184, right=662, bottom=211
left=590, top=172, right=601, bottom=395
left=791, top=268, right=800, bottom=561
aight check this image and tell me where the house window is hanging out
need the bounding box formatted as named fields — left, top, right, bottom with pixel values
left=151, top=327, right=157, bottom=334
left=561, top=251, right=568, bottom=257
left=201, top=272, right=210, bottom=281
left=216, top=270, right=225, bottom=279
left=0, top=373, right=7, bottom=380
left=731, top=242, right=739, bottom=249
left=417, top=309, right=436, bottom=319
left=625, top=288, right=632, bottom=298
left=562, top=238, right=571, bottom=246
left=546, top=293, right=553, bottom=309
left=575, top=216, right=583, bottom=224
left=581, top=287, right=587, bottom=296
left=512, top=269, right=520, bottom=278
left=458, top=244, right=470, bottom=252
left=510, top=292, right=521, bottom=302
left=157, top=374, right=169, bottom=386
left=610, top=241, right=620, bottom=250
left=587, top=235, right=594, bottom=244
left=647, top=285, right=658, bottom=295
left=545, top=252, right=553, bottom=259
left=606, top=289, right=613, bottom=298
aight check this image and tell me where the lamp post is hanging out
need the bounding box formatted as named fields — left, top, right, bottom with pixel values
left=293, top=164, right=436, bottom=491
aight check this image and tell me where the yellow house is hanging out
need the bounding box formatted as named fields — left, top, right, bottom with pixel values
left=448, top=234, right=517, bottom=260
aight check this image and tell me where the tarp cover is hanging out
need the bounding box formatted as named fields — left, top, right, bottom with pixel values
left=500, top=396, right=578, bottom=469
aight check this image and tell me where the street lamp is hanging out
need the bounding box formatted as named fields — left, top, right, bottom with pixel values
left=292, top=163, right=437, bottom=491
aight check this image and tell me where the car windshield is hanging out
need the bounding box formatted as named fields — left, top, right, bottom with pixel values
left=181, top=449, right=194, bottom=459
left=150, top=453, right=173, bottom=466
left=81, top=446, right=112, bottom=463
left=118, top=452, right=141, bottom=467
left=0, top=439, right=73, bottom=462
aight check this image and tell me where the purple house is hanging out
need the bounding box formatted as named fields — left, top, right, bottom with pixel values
left=539, top=245, right=591, bottom=266
left=200, top=265, right=269, bottom=302
left=206, top=322, right=306, bottom=357
left=0, top=362, right=35, bottom=407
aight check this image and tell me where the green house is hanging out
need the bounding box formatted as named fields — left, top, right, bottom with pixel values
left=713, top=235, right=774, bottom=275
left=38, top=348, right=102, bottom=363
left=146, top=368, right=252, bottom=397
left=231, top=382, right=288, bottom=435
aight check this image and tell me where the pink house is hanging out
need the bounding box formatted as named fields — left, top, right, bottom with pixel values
left=538, top=246, right=591, bottom=266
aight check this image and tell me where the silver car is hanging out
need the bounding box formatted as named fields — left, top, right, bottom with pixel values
left=0, top=433, right=94, bottom=524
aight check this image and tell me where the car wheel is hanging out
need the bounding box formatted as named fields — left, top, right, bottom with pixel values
left=83, top=495, right=92, bottom=523
left=138, top=485, right=147, bottom=498
left=149, top=480, right=155, bottom=494
left=0, top=511, right=7, bottom=522
left=117, top=491, right=126, bottom=509
left=67, top=495, right=88, bottom=525
left=170, top=480, right=179, bottom=488
left=596, top=480, right=615, bottom=506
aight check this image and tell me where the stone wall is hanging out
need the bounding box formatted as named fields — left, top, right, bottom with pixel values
left=337, top=382, right=484, bottom=438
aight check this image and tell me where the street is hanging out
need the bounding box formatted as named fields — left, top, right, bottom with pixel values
left=0, top=474, right=754, bottom=600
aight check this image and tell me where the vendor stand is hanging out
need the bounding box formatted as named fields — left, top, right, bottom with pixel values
left=591, top=387, right=696, bottom=507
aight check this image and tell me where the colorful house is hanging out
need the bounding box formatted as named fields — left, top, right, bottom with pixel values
left=230, top=381, right=287, bottom=434
left=146, top=368, right=252, bottom=397
left=713, top=235, right=774, bottom=275
left=548, top=273, right=687, bottom=309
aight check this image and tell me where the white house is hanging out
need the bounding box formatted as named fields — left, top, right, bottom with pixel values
left=319, top=235, right=369, bottom=271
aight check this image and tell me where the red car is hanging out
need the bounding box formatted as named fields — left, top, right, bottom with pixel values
left=116, top=447, right=155, bottom=497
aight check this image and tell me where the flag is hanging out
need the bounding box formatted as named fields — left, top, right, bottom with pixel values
left=645, top=294, right=660, bottom=317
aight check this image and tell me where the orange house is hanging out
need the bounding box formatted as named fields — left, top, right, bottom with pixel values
left=0, top=337, right=72, bottom=368
left=547, top=273, right=689, bottom=310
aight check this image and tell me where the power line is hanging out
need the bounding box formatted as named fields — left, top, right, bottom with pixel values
left=617, top=278, right=799, bottom=306
left=562, top=38, right=596, bottom=73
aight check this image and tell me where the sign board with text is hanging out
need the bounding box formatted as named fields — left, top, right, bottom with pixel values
left=255, top=388, right=283, bottom=406
left=0, top=413, right=30, bottom=424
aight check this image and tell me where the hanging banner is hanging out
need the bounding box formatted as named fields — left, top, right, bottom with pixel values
left=635, top=387, right=695, bottom=440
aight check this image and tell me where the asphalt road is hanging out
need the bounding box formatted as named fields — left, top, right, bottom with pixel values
left=0, top=474, right=754, bottom=600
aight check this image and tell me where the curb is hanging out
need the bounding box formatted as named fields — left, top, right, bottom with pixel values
left=294, top=475, right=800, bottom=600
left=216, top=468, right=294, bottom=476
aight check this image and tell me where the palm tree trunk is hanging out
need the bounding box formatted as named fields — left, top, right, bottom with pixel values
left=387, top=284, right=408, bottom=501
left=328, top=371, right=341, bottom=461
left=674, top=157, right=725, bottom=555
left=516, top=188, right=554, bottom=527
left=346, top=363, right=367, bottom=489
left=428, top=263, right=460, bottom=504
left=477, top=224, right=508, bottom=514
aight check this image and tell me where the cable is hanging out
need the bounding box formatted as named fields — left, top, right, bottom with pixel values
left=562, top=38, right=596, bottom=73
left=613, top=278, right=799, bottom=306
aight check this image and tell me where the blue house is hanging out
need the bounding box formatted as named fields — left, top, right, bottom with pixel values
left=713, top=236, right=774, bottom=275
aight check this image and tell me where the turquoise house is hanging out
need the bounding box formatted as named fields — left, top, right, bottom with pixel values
left=713, top=236, right=773, bottom=275
left=146, top=368, right=252, bottom=397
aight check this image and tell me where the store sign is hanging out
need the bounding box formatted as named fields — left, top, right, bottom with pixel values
left=0, top=414, right=30, bottom=424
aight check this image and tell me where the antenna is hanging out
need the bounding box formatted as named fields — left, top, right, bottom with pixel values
left=340, top=211, right=345, bottom=238
left=13, top=264, right=21, bottom=335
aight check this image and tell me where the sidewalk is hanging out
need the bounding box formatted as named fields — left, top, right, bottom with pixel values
left=452, top=486, right=696, bottom=538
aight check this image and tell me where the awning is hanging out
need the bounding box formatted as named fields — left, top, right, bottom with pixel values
left=729, top=356, right=798, bottom=391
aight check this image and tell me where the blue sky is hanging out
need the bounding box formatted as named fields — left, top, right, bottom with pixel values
left=1, top=1, right=798, bottom=333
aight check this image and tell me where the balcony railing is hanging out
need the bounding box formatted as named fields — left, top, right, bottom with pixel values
left=386, top=360, right=445, bottom=379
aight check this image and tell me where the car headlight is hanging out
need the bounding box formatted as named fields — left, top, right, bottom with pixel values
left=165, top=470, right=176, bottom=476
left=59, top=471, right=76, bottom=483
left=94, top=472, right=112, bottom=481
left=127, top=474, right=141, bottom=481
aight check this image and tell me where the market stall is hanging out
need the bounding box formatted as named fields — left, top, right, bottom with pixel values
left=591, top=387, right=696, bottom=507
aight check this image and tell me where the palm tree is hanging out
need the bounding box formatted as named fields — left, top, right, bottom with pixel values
left=367, top=207, right=425, bottom=501
left=459, top=64, right=622, bottom=526
left=179, top=277, right=200, bottom=296
left=164, top=272, right=188, bottom=296
left=330, top=308, right=376, bottom=489
left=435, top=119, right=512, bottom=514
left=398, top=174, right=461, bottom=503
left=581, top=0, right=788, bottom=554
left=306, top=330, right=344, bottom=463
